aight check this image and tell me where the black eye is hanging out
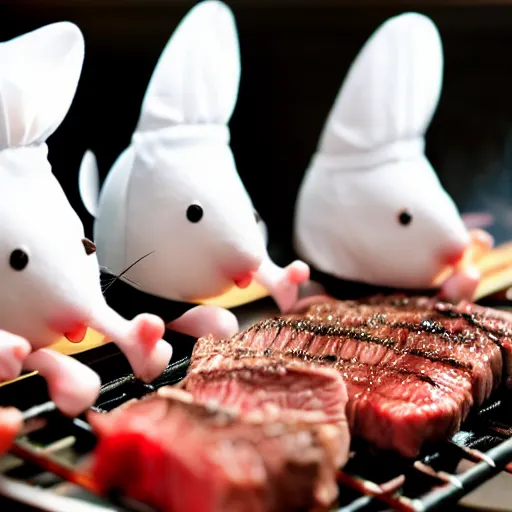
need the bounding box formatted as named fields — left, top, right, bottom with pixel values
left=187, top=204, right=203, bottom=223
left=10, top=249, right=29, bottom=271
left=398, top=209, right=413, bottom=226
left=82, top=238, right=96, bottom=255
left=254, top=211, right=262, bottom=223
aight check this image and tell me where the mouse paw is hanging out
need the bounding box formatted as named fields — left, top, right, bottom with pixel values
left=271, top=262, right=311, bottom=313
left=439, top=265, right=481, bottom=303
left=127, top=314, right=172, bottom=383
left=272, top=282, right=301, bottom=314
left=470, top=228, right=494, bottom=252
left=254, top=257, right=311, bottom=313
left=0, top=332, right=31, bottom=382
left=131, top=314, right=166, bottom=353
left=206, top=308, right=239, bottom=339
left=285, top=260, right=310, bottom=285
left=23, top=349, right=101, bottom=417
left=168, top=306, right=239, bottom=340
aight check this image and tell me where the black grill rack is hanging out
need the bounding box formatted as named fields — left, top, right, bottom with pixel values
left=0, top=338, right=511, bottom=512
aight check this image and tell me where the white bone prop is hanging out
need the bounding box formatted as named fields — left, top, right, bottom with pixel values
left=0, top=22, right=173, bottom=418
left=78, top=0, right=309, bottom=333
left=293, top=12, right=489, bottom=302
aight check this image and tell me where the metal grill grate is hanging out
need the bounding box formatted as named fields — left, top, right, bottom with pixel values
left=0, top=343, right=511, bottom=512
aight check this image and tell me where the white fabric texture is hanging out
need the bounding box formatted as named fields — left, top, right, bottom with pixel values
left=79, top=0, right=271, bottom=303
left=294, top=12, right=470, bottom=290
left=0, top=22, right=83, bottom=149
left=0, top=23, right=174, bottom=400
left=0, top=22, right=105, bottom=345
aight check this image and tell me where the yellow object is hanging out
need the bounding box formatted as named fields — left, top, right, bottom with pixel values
left=50, top=329, right=107, bottom=356
left=474, top=266, right=512, bottom=301
left=432, top=228, right=493, bottom=287
left=473, top=241, right=512, bottom=301
left=0, top=330, right=108, bottom=388
left=195, top=280, right=269, bottom=308
left=476, top=240, right=512, bottom=275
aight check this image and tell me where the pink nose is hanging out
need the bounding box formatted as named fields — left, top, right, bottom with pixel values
left=441, top=245, right=466, bottom=266
left=49, top=312, right=89, bottom=343
left=227, top=249, right=264, bottom=284
left=232, top=271, right=254, bottom=289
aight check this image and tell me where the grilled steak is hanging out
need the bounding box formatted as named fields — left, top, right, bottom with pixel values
left=90, top=374, right=349, bottom=512
left=181, top=357, right=349, bottom=432
left=186, top=295, right=512, bottom=458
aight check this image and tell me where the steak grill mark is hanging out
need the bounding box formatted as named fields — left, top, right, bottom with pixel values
left=434, top=307, right=505, bottom=344
left=369, top=295, right=511, bottom=343
left=192, top=346, right=440, bottom=389
left=245, top=317, right=473, bottom=371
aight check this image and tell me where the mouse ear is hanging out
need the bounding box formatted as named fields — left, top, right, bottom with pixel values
left=0, top=22, right=84, bottom=149
left=79, top=150, right=99, bottom=218
left=136, top=0, right=240, bottom=133
left=316, top=13, right=443, bottom=167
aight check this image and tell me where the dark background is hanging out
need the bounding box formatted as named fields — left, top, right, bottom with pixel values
left=2, top=0, right=512, bottom=263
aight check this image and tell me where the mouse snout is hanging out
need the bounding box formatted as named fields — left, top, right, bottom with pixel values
left=48, top=310, right=90, bottom=344
left=439, top=242, right=468, bottom=267
left=223, top=248, right=264, bottom=289
left=231, top=270, right=255, bottom=289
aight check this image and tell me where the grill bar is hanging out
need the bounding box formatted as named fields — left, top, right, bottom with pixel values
left=8, top=440, right=158, bottom=512
left=9, top=442, right=100, bottom=496
left=335, top=471, right=417, bottom=512
left=419, top=437, right=512, bottom=511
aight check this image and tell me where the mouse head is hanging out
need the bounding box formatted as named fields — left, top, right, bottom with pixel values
left=0, top=149, right=105, bottom=348
left=0, top=23, right=172, bottom=384
left=79, top=0, right=267, bottom=302
left=0, top=22, right=104, bottom=348
left=294, top=13, right=470, bottom=290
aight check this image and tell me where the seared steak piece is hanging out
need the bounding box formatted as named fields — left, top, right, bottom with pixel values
left=181, top=357, right=348, bottom=430
left=433, top=299, right=512, bottom=388
left=90, top=378, right=349, bottom=512
left=187, top=295, right=512, bottom=458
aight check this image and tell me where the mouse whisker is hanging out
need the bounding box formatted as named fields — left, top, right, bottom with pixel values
left=100, top=273, right=117, bottom=291
left=101, top=252, right=155, bottom=294
left=119, top=275, right=142, bottom=288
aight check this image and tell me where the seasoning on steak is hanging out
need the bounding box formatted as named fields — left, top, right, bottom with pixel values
left=186, top=295, right=512, bottom=458
left=90, top=364, right=350, bottom=512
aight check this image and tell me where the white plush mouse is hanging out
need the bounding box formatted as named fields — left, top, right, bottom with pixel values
left=294, top=12, right=491, bottom=303
left=0, top=22, right=173, bottom=418
left=78, top=0, right=309, bottom=340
